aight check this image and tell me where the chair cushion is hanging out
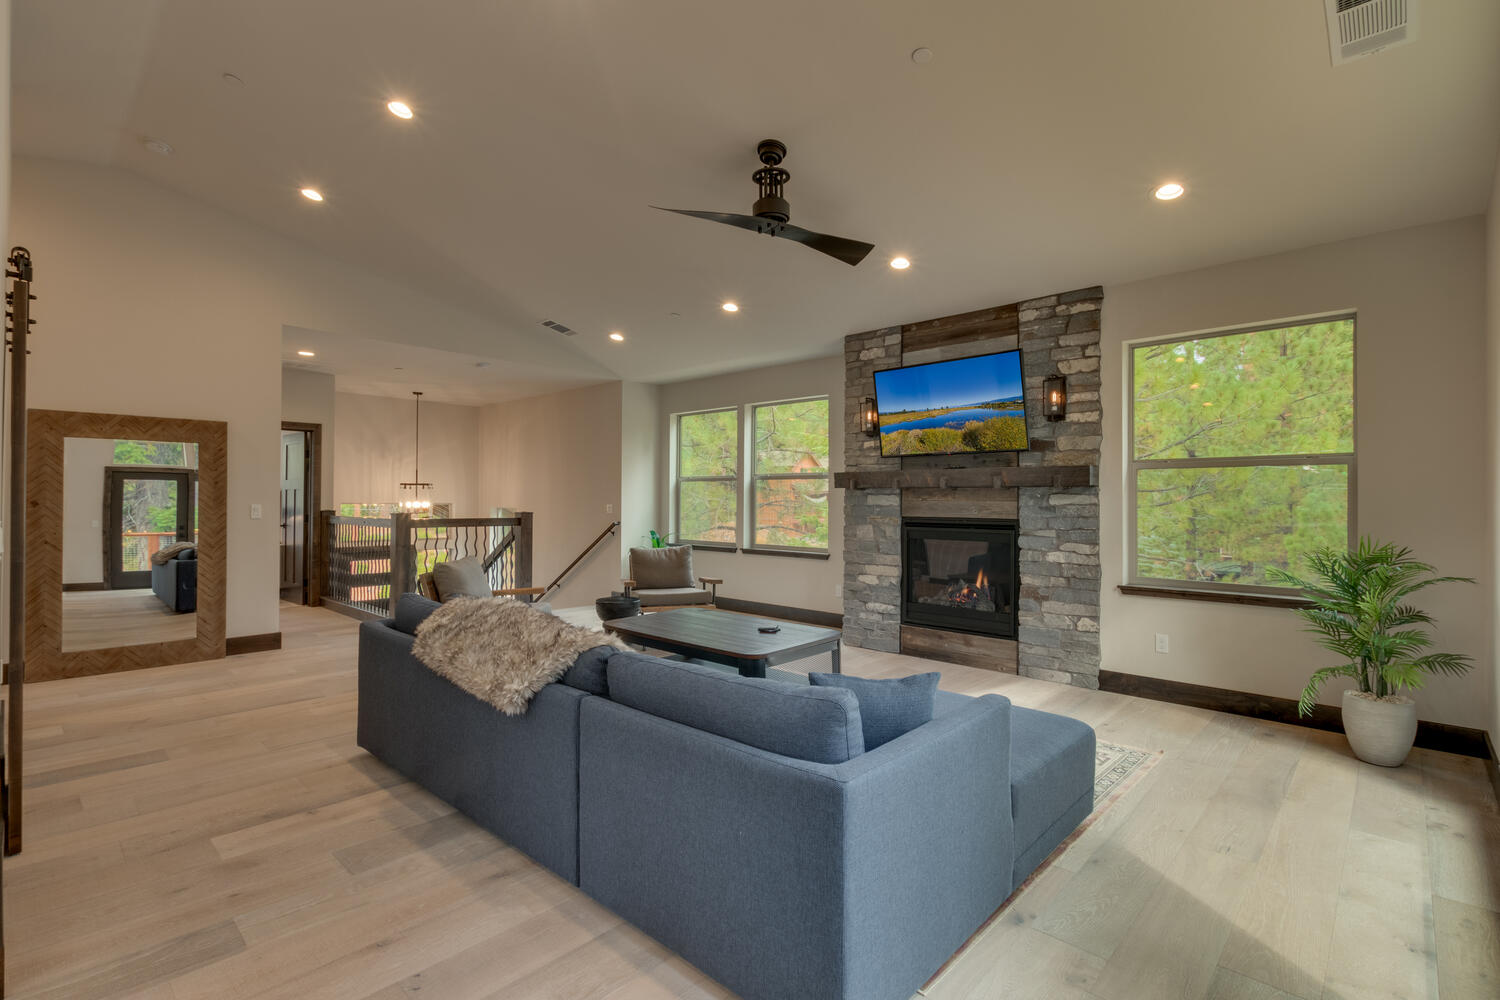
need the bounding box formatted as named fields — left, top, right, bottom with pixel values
left=631, top=587, right=711, bottom=606
left=630, top=545, right=695, bottom=589
left=808, top=671, right=940, bottom=749
left=606, top=651, right=864, bottom=764
left=561, top=645, right=615, bottom=697
left=432, top=556, right=490, bottom=602
left=1009, top=706, right=1096, bottom=858
left=390, top=592, right=443, bottom=635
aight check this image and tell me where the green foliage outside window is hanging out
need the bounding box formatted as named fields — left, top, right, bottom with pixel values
left=752, top=399, right=829, bottom=550
left=1132, top=319, right=1354, bottom=588
left=677, top=410, right=738, bottom=543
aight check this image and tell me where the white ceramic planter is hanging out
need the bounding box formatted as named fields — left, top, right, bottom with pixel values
left=1341, top=689, right=1417, bottom=767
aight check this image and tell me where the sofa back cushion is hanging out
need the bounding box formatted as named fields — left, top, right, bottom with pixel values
left=432, top=556, right=491, bottom=601
left=391, top=592, right=443, bottom=635
left=605, top=652, right=864, bottom=764
left=560, top=645, right=614, bottom=697
left=629, top=545, right=695, bottom=589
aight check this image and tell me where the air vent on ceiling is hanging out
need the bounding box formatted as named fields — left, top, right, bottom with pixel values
left=539, top=319, right=576, bottom=337
left=1326, top=0, right=1416, bottom=66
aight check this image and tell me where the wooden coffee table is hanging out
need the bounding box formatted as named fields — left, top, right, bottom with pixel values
left=601, top=606, right=841, bottom=679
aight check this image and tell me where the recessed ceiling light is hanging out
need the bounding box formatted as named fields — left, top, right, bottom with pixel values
left=1154, top=182, right=1185, bottom=201
left=911, top=47, right=934, bottom=64
left=300, top=187, right=324, bottom=202
left=387, top=100, right=414, bottom=120
left=141, top=136, right=173, bottom=156
left=297, top=350, right=316, bottom=357
left=221, top=72, right=245, bottom=87
left=609, top=332, right=626, bottom=342
left=889, top=256, right=910, bottom=270
left=722, top=302, right=739, bottom=313
left=474, top=361, right=492, bottom=369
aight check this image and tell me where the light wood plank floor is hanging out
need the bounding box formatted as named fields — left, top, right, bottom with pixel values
left=8, top=605, right=1498, bottom=999
left=61, top=589, right=197, bottom=652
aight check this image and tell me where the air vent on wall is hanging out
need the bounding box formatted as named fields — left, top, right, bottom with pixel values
left=1326, top=0, right=1416, bottom=66
left=539, top=319, right=577, bottom=336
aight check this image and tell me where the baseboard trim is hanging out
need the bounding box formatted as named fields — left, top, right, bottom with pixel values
left=61, top=582, right=109, bottom=592
left=226, top=632, right=282, bottom=656
left=1098, top=669, right=1492, bottom=760
left=714, top=597, right=843, bottom=630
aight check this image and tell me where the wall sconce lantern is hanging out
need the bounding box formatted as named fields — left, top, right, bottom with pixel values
left=1043, top=373, right=1067, bottom=422
left=862, top=396, right=880, bottom=437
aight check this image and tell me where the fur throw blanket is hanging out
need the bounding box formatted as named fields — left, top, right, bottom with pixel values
left=151, top=541, right=197, bottom=566
left=412, top=598, right=628, bottom=715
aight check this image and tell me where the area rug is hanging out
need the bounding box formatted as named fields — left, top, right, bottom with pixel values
left=917, top=741, right=1162, bottom=995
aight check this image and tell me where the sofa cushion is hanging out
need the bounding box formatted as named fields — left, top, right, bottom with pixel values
left=630, top=586, right=711, bottom=606
left=630, top=545, right=695, bottom=589
left=561, top=645, right=615, bottom=697
left=1009, top=706, right=1096, bottom=861
left=433, top=556, right=490, bottom=602
left=808, top=671, right=940, bottom=749
left=606, top=651, right=864, bottom=764
left=391, top=592, right=443, bottom=635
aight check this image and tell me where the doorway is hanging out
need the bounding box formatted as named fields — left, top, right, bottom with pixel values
left=280, top=422, right=322, bottom=604
left=107, top=468, right=194, bottom=590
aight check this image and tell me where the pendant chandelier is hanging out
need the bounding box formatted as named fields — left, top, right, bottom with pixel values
left=398, top=390, right=435, bottom=511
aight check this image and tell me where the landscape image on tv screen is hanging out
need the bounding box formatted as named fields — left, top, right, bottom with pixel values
left=873, top=350, right=1029, bottom=456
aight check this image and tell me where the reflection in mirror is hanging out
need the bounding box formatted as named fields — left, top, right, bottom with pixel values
left=62, top=437, right=200, bottom=652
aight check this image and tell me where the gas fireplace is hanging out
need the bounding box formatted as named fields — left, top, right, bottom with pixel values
left=902, top=519, right=1019, bottom=639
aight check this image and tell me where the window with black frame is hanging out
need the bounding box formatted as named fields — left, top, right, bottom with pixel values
left=1129, top=316, right=1355, bottom=592
left=749, top=398, right=830, bottom=552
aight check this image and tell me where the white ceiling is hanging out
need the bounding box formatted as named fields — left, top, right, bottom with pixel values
left=15, top=0, right=1500, bottom=387
left=280, top=325, right=609, bottom=406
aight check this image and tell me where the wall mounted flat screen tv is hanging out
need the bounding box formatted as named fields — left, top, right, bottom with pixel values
left=873, top=350, right=1030, bottom=457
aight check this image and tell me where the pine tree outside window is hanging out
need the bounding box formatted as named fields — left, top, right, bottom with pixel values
left=1129, top=316, right=1355, bottom=592
left=750, top=398, right=829, bottom=552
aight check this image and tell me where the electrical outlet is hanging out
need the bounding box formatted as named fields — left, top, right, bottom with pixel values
left=834, top=583, right=842, bottom=598
left=1154, top=633, right=1169, bottom=654
left=250, top=503, right=263, bottom=520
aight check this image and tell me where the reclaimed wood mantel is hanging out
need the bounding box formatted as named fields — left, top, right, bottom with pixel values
left=832, top=465, right=1097, bottom=490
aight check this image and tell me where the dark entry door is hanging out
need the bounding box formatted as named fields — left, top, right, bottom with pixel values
left=280, top=430, right=309, bottom=601
left=108, top=469, right=193, bottom=590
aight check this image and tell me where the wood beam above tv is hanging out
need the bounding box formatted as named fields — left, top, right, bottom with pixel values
left=833, top=465, right=1096, bottom=490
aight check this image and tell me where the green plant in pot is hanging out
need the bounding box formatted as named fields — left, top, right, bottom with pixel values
left=1269, top=538, right=1474, bottom=767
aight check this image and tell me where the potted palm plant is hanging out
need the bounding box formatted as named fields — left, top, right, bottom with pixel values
left=1269, top=538, right=1474, bottom=767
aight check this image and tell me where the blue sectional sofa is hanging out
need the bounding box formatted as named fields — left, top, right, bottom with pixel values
left=357, top=595, right=1095, bottom=1000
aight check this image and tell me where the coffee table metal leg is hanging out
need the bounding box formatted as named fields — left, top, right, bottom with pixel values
left=830, top=644, right=841, bottom=674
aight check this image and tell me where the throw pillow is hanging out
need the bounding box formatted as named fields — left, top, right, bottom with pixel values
left=432, top=556, right=491, bottom=602
left=630, top=545, right=695, bottom=589
left=807, top=671, right=941, bottom=749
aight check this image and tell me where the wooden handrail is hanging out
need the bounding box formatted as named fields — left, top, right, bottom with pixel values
left=541, top=521, right=620, bottom=599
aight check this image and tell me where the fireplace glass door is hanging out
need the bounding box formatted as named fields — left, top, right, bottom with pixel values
left=902, top=520, right=1018, bottom=638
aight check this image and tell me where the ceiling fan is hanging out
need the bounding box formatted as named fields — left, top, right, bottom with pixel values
left=652, top=139, right=875, bottom=267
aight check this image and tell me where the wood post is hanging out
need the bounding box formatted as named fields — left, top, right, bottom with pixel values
left=514, top=511, right=533, bottom=590
left=313, top=510, right=333, bottom=608
left=389, top=512, right=414, bottom=604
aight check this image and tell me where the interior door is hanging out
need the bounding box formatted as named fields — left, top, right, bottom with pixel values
left=108, top=469, right=192, bottom=590
left=280, top=430, right=308, bottom=601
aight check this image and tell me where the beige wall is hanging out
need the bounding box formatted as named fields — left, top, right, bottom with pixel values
left=1102, top=216, right=1492, bottom=731
left=13, top=158, right=548, bottom=638
left=281, top=367, right=336, bottom=504
left=479, top=382, right=624, bottom=608
left=61, top=437, right=114, bottom=585
left=1488, top=160, right=1500, bottom=746
left=656, top=356, right=845, bottom=614
left=333, top=392, right=482, bottom=516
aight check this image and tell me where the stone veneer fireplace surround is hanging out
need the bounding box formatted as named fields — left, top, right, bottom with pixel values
left=837, top=288, right=1103, bottom=688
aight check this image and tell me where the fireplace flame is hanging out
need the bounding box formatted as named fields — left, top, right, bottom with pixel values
left=976, top=568, right=987, bottom=589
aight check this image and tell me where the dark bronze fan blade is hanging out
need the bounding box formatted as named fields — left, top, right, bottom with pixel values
left=774, top=224, right=875, bottom=266
left=651, top=207, right=780, bottom=235
left=652, top=206, right=874, bottom=265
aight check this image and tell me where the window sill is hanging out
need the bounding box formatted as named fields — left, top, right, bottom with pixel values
left=741, top=547, right=831, bottom=561
left=684, top=543, right=738, bottom=553
left=1116, top=584, right=1313, bottom=610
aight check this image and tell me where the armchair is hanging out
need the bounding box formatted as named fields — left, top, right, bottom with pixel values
left=618, top=545, right=722, bottom=610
